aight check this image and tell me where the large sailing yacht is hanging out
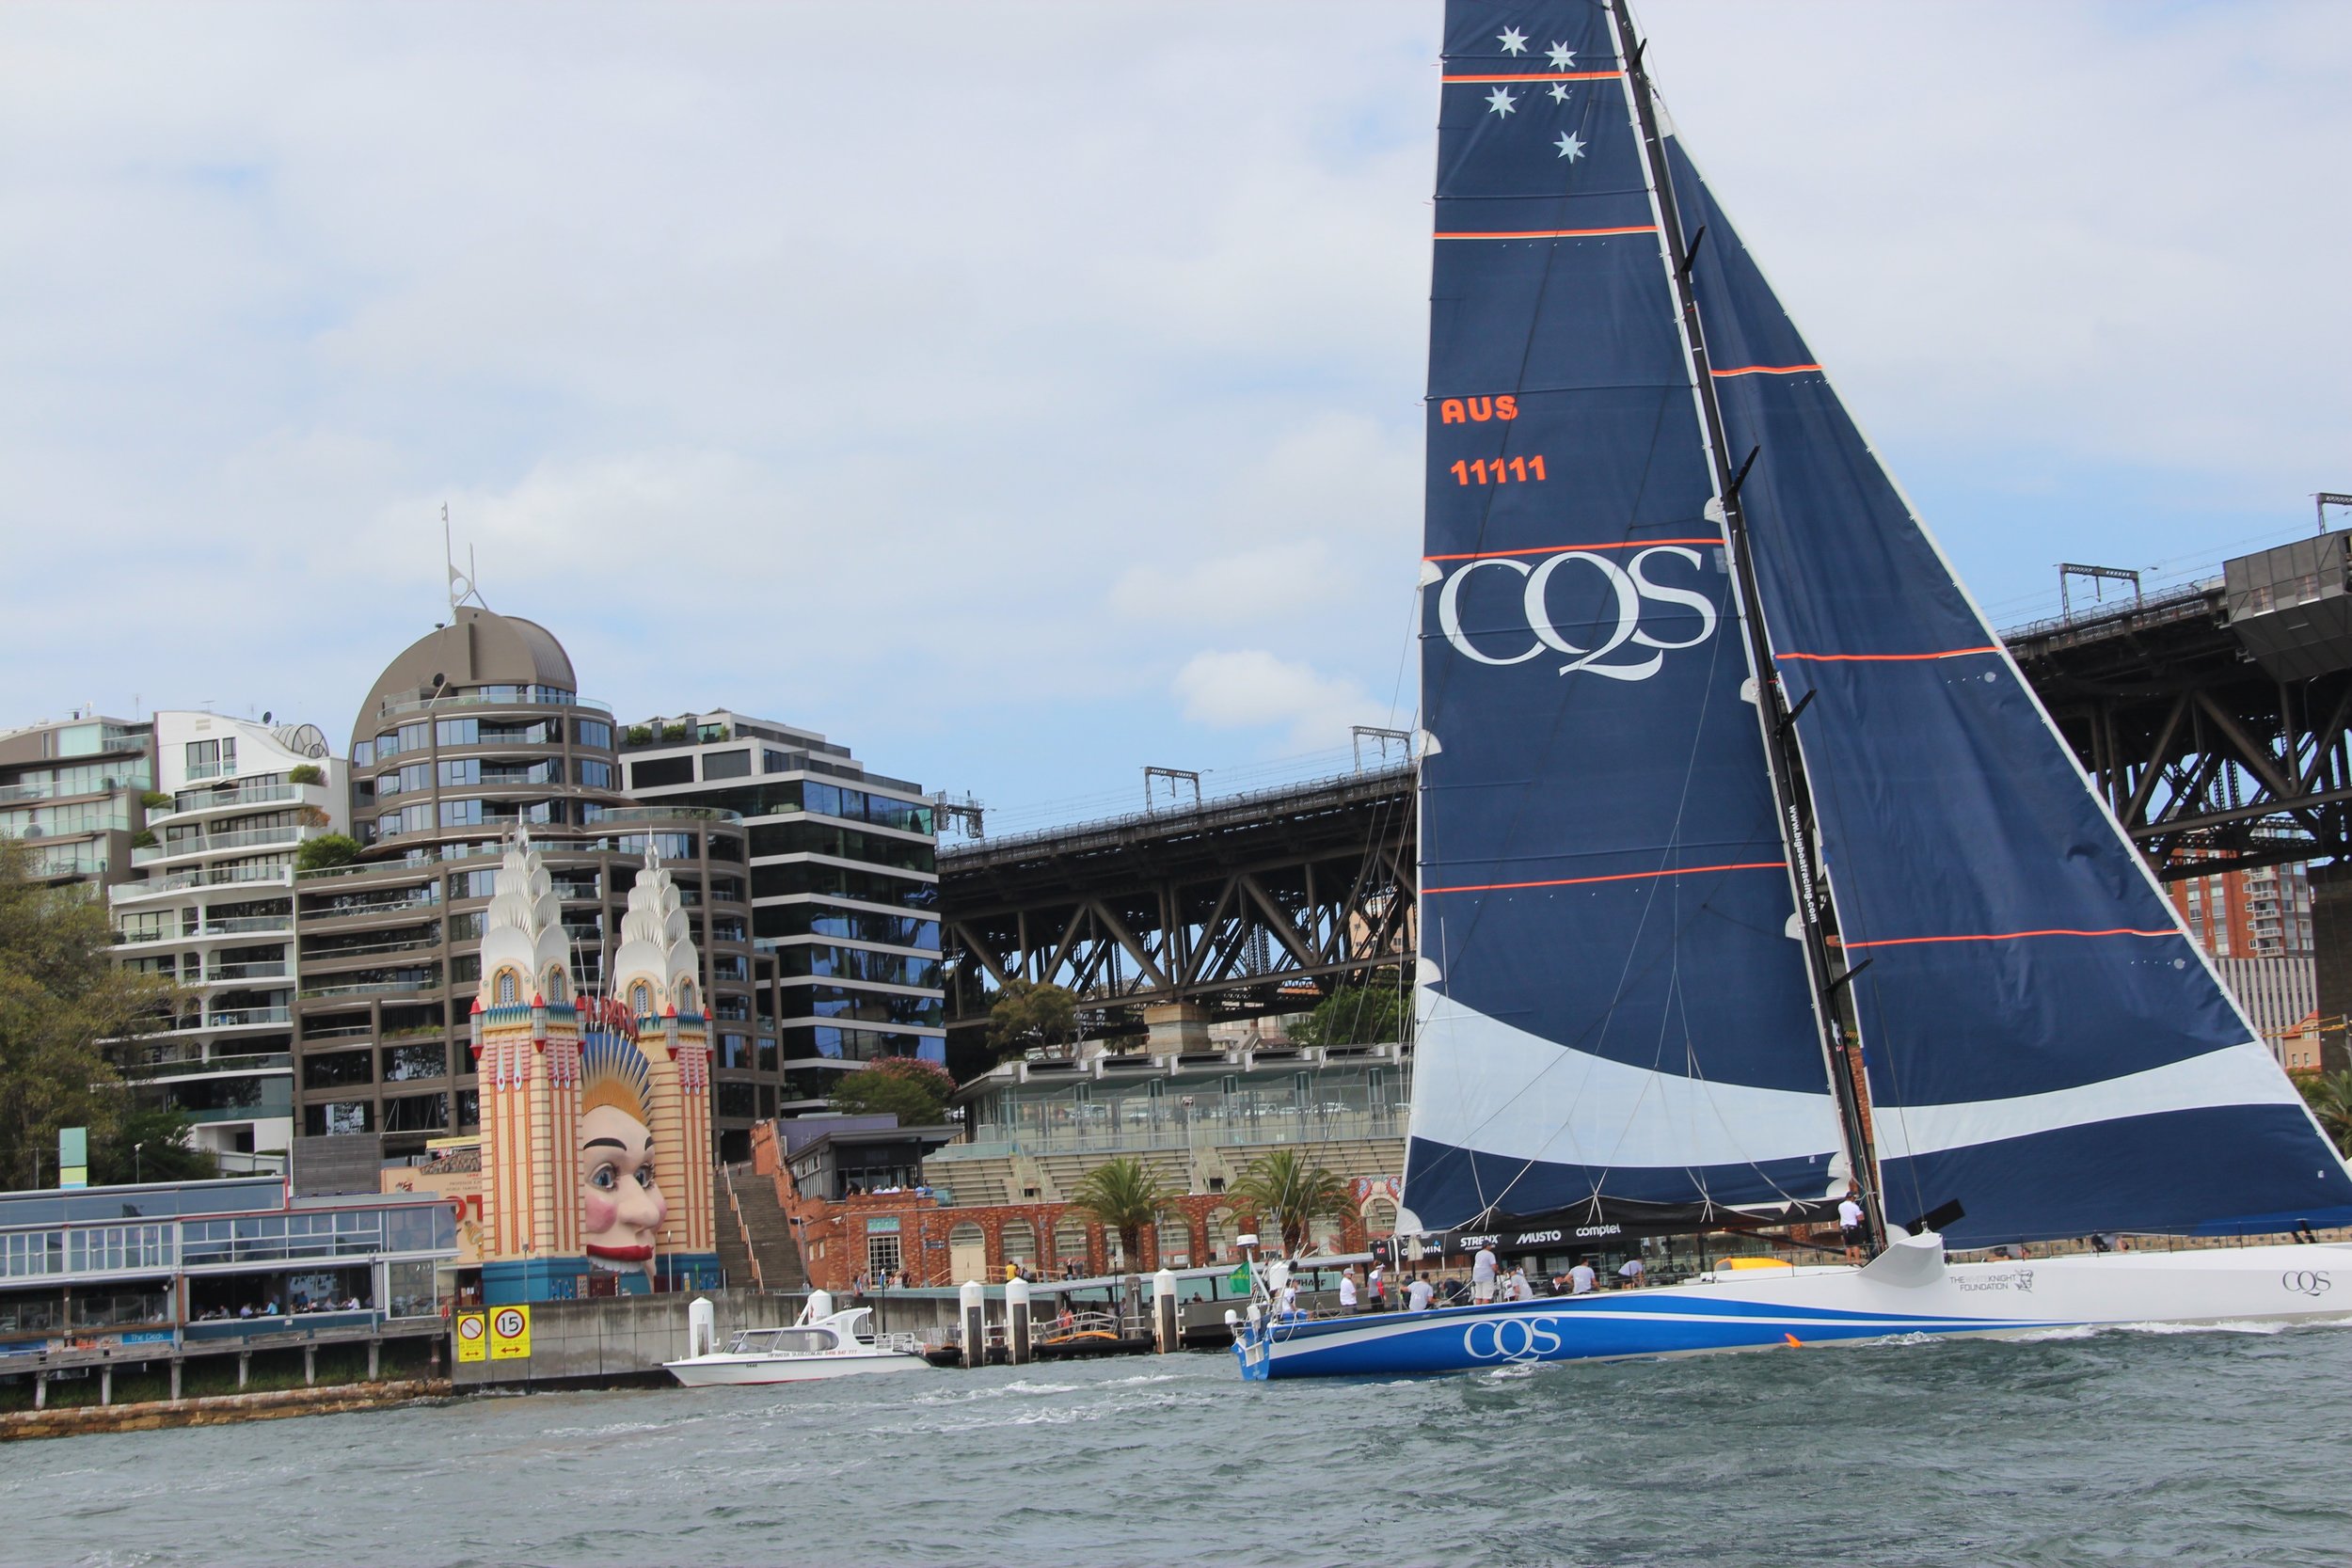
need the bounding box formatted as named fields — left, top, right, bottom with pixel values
left=1234, top=0, right=2352, bottom=1380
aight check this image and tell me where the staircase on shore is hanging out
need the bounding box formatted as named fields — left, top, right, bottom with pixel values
left=720, top=1163, right=809, bottom=1293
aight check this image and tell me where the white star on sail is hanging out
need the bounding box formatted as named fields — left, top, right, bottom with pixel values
left=1548, top=83, right=1571, bottom=103
left=1555, top=131, right=1585, bottom=161
left=1486, top=87, right=1518, bottom=118
left=1547, top=43, right=1577, bottom=69
left=1497, top=27, right=1529, bottom=55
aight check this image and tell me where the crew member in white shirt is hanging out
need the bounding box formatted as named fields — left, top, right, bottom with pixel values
left=1339, top=1269, right=1359, bottom=1313
left=1406, top=1273, right=1436, bottom=1312
left=1471, top=1243, right=1500, bottom=1303
left=1568, top=1259, right=1597, bottom=1295
left=1839, top=1188, right=1867, bottom=1262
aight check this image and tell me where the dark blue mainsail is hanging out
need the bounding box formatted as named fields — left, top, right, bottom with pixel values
left=1662, top=138, right=2352, bottom=1246
left=1401, top=0, right=1844, bottom=1234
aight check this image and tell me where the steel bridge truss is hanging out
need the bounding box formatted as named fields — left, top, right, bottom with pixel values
left=2066, top=673, right=2352, bottom=878
left=941, top=768, right=1416, bottom=1038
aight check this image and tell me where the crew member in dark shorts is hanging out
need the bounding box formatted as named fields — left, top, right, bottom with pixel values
left=1838, top=1187, right=1867, bottom=1261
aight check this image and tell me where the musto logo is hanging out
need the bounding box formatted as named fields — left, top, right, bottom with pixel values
left=1462, top=1316, right=1565, bottom=1363
left=1436, top=546, right=1718, bottom=681
left=2282, top=1270, right=2331, bottom=1298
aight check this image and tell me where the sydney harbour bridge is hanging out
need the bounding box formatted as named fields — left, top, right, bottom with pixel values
left=940, top=527, right=2352, bottom=1059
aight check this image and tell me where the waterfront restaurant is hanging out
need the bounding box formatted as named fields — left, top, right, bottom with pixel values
left=0, top=1175, right=457, bottom=1406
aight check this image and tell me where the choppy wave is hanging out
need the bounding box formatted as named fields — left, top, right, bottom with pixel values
left=9, top=1334, right=2352, bottom=1567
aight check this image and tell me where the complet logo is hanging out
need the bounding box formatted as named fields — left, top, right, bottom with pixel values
left=1435, top=546, right=1719, bottom=681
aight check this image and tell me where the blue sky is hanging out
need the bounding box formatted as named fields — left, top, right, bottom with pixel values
left=3, top=3, right=2345, bottom=832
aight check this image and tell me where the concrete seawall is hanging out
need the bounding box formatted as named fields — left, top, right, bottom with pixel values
left=1, top=1379, right=453, bottom=1442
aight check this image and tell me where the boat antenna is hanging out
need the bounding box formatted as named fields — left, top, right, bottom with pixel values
left=1610, top=0, right=1887, bottom=1254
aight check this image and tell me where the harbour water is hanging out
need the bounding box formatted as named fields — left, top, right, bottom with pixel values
left=11, top=1321, right=2352, bottom=1567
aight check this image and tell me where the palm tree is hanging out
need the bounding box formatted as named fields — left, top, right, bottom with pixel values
left=1068, top=1156, right=1169, bottom=1271
left=2295, top=1069, right=2352, bottom=1156
left=1228, top=1148, right=1351, bottom=1258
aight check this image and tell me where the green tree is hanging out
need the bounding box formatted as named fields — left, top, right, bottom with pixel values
left=0, top=839, right=182, bottom=1190
left=2293, top=1069, right=2352, bottom=1157
left=286, top=764, right=325, bottom=785
left=1068, top=1155, right=1169, bottom=1269
left=987, top=978, right=1078, bottom=1060
left=1227, top=1148, right=1351, bottom=1258
left=294, top=833, right=361, bottom=872
left=90, top=1104, right=218, bottom=1185
left=1290, top=972, right=1410, bottom=1049
left=829, top=1055, right=956, bottom=1126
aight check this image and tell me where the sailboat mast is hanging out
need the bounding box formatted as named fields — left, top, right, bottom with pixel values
left=1608, top=0, right=1886, bottom=1251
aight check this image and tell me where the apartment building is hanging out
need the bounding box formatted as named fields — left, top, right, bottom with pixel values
left=0, top=713, right=152, bottom=887
left=107, top=713, right=343, bottom=1165
left=289, top=607, right=758, bottom=1174
left=618, top=711, right=945, bottom=1127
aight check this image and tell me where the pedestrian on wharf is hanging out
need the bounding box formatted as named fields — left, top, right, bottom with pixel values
left=1471, top=1243, right=1500, bottom=1304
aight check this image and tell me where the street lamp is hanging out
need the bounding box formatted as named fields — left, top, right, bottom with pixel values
left=134, top=1142, right=145, bottom=1183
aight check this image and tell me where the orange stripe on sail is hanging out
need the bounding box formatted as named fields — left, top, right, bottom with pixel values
left=1441, top=71, right=1626, bottom=83
left=1436, top=225, right=1657, bottom=240
left=1426, top=861, right=1786, bottom=895
left=1710, top=364, right=1823, bottom=378
left=1776, top=646, right=2000, bottom=663
left=1425, top=538, right=1720, bottom=562
left=1844, top=927, right=2179, bottom=951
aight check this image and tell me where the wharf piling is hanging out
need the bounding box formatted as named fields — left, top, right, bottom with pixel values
left=1152, top=1270, right=1180, bottom=1354
left=960, top=1281, right=987, bottom=1370
left=1006, top=1277, right=1033, bottom=1366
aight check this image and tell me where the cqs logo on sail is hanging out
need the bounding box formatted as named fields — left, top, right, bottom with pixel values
left=1434, top=546, right=1719, bottom=682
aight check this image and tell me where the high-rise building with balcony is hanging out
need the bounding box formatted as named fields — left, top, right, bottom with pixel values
left=0, top=713, right=154, bottom=888
left=2168, top=859, right=2319, bottom=1067
left=618, top=710, right=944, bottom=1119
left=290, top=608, right=757, bottom=1173
left=106, top=712, right=342, bottom=1166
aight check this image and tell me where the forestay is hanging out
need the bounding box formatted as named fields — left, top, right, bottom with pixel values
left=1402, top=0, right=1845, bottom=1236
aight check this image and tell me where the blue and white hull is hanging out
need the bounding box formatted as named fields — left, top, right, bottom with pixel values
left=1233, top=1236, right=2352, bottom=1380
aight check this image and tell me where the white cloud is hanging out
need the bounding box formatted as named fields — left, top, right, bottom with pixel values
left=0, top=3, right=2344, bottom=814
left=1171, top=649, right=1373, bottom=752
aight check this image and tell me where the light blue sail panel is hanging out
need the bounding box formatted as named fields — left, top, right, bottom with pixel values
left=1662, top=137, right=2352, bottom=1245
left=1404, top=0, right=1842, bottom=1235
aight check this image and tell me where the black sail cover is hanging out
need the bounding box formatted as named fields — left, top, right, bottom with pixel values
left=1400, top=0, right=1848, bottom=1237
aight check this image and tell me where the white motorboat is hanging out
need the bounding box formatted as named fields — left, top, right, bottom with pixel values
left=665, top=1298, right=930, bottom=1386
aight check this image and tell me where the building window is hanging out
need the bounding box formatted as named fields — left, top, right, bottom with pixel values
left=630, top=981, right=652, bottom=1017
left=629, top=756, right=694, bottom=790
left=866, top=1233, right=902, bottom=1279
left=305, top=1101, right=373, bottom=1137
left=496, top=970, right=518, bottom=1006
left=577, top=719, right=612, bottom=751
left=703, top=749, right=752, bottom=781
left=577, top=759, right=614, bottom=790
